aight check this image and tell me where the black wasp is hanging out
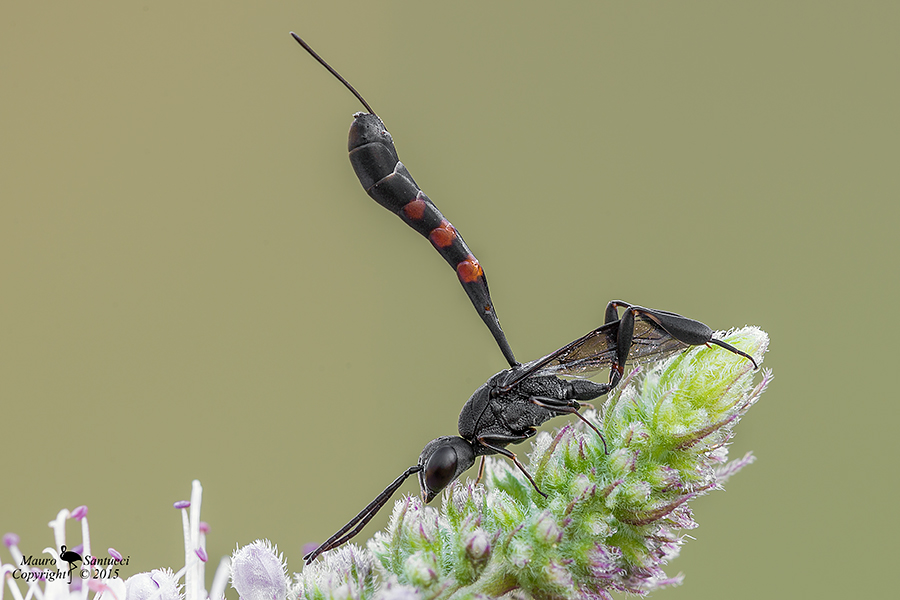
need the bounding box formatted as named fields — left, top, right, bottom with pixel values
left=291, top=34, right=758, bottom=565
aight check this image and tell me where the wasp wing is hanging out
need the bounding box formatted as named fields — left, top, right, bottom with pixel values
left=500, top=315, right=688, bottom=391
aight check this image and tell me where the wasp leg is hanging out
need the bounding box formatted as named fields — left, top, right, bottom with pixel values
left=615, top=304, right=759, bottom=370
left=475, top=455, right=487, bottom=485
left=478, top=434, right=547, bottom=498
left=531, top=395, right=608, bottom=454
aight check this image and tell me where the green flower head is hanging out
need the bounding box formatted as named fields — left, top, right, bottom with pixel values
left=293, top=327, right=771, bottom=600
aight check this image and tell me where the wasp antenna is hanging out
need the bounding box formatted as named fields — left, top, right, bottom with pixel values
left=290, top=32, right=376, bottom=115
left=303, top=464, right=422, bottom=564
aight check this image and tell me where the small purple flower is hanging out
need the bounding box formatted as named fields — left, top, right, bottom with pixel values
left=301, top=542, right=319, bottom=557
left=544, top=559, right=574, bottom=589
left=587, top=544, right=625, bottom=581
left=3, top=480, right=228, bottom=600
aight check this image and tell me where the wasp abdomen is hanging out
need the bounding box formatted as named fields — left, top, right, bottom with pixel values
left=347, top=112, right=516, bottom=366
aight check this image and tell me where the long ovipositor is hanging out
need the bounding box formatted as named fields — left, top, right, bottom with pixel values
left=348, top=112, right=516, bottom=367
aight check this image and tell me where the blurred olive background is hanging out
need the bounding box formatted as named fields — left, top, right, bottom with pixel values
left=2, top=2, right=897, bottom=599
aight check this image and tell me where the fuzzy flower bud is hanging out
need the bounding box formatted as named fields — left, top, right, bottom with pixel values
left=402, top=552, right=438, bottom=588
left=230, top=540, right=288, bottom=600
left=293, top=545, right=375, bottom=600
left=533, top=511, right=563, bottom=546
left=464, top=528, right=490, bottom=561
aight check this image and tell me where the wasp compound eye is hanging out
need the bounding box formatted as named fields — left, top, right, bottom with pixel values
left=424, top=445, right=458, bottom=494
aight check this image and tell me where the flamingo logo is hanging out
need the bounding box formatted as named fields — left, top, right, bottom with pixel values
left=58, top=545, right=82, bottom=583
